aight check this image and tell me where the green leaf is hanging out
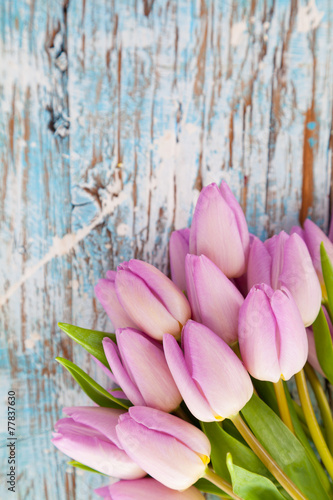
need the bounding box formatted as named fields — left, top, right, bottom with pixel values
left=68, top=460, right=103, bottom=474
left=194, top=478, right=229, bottom=497
left=321, top=242, right=333, bottom=310
left=312, top=307, right=333, bottom=385
left=56, top=357, right=129, bottom=410
left=58, top=323, right=116, bottom=368
left=241, top=394, right=330, bottom=500
left=226, top=453, right=285, bottom=500
left=201, top=421, right=273, bottom=483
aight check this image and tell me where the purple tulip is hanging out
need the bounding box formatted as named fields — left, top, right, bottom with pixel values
left=102, top=329, right=182, bottom=412
left=52, top=407, right=145, bottom=479
left=163, top=321, right=253, bottom=422
left=247, top=231, right=321, bottom=326
left=189, top=182, right=249, bottom=278
left=95, top=478, right=205, bottom=499
left=302, top=218, right=333, bottom=286
left=185, top=255, right=244, bottom=344
left=95, top=271, right=139, bottom=331
left=169, top=228, right=190, bottom=291
left=116, top=406, right=211, bottom=490
left=238, top=284, right=308, bottom=382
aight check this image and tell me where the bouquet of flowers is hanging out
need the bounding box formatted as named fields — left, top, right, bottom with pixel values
left=52, top=182, right=333, bottom=500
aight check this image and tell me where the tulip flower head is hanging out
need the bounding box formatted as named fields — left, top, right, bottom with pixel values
left=238, top=283, right=308, bottom=382
left=95, top=478, right=206, bottom=499
left=102, top=328, right=182, bottom=412
left=163, top=321, right=253, bottom=422
left=189, top=182, right=249, bottom=278
left=52, top=407, right=146, bottom=479
left=96, top=260, right=191, bottom=340
left=169, top=228, right=190, bottom=291
left=302, top=218, right=333, bottom=288
left=247, top=231, right=321, bottom=326
left=185, top=254, right=244, bottom=344
left=116, top=406, right=211, bottom=490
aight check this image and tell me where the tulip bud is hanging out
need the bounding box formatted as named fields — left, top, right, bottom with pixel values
left=189, top=182, right=249, bottom=278
left=185, top=255, right=244, bottom=344
left=95, top=271, right=139, bottom=330
left=238, top=284, right=308, bottom=382
left=302, top=218, right=333, bottom=286
left=102, top=329, right=182, bottom=412
left=163, top=321, right=253, bottom=422
left=169, top=228, right=190, bottom=292
left=115, top=260, right=191, bottom=340
left=116, top=406, right=211, bottom=491
left=95, top=478, right=205, bottom=499
left=247, top=231, right=321, bottom=326
left=52, top=407, right=145, bottom=479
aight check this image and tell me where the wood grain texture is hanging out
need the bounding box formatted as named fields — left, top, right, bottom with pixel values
left=0, top=0, right=332, bottom=499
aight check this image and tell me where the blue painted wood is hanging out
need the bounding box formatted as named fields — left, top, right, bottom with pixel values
left=0, top=0, right=332, bottom=498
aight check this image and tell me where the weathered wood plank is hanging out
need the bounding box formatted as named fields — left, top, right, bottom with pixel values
left=0, top=0, right=333, bottom=499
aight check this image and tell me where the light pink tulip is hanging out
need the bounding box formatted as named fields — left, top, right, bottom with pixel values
left=116, top=406, right=211, bottom=491
left=170, top=228, right=190, bottom=291
left=95, top=478, right=205, bottom=499
left=163, top=321, right=253, bottom=422
left=238, top=284, right=308, bottom=382
left=115, top=260, right=191, bottom=340
left=52, top=407, right=145, bottom=479
left=102, top=329, right=182, bottom=412
left=303, top=218, right=333, bottom=285
left=185, top=255, right=244, bottom=344
left=189, top=182, right=249, bottom=278
left=247, top=231, right=321, bottom=326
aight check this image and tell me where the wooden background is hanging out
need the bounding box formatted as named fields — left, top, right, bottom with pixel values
left=0, top=0, right=333, bottom=498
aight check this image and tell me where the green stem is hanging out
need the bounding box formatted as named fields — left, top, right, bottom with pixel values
left=231, top=413, right=308, bottom=500
left=304, top=363, right=333, bottom=455
left=273, top=379, right=295, bottom=434
left=204, top=468, right=242, bottom=500
left=295, top=369, right=333, bottom=479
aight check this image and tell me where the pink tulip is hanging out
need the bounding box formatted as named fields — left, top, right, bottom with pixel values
left=247, top=231, right=321, bottom=326
left=95, top=271, right=138, bottom=330
left=185, top=255, right=244, bottom=344
left=52, top=407, right=145, bottom=479
left=115, top=260, right=191, bottom=340
left=302, top=218, right=333, bottom=285
left=95, top=478, right=205, bottom=499
left=189, top=182, right=249, bottom=278
left=102, top=329, right=182, bottom=412
left=163, top=321, right=253, bottom=422
left=169, top=228, right=190, bottom=291
left=238, top=284, right=308, bottom=382
left=116, top=406, right=211, bottom=490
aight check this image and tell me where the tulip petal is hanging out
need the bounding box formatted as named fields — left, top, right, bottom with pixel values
left=304, top=219, right=333, bottom=280
left=103, top=338, right=146, bottom=406
left=278, top=233, right=321, bottom=326
left=189, top=183, right=246, bottom=277
left=117, top=329, right=182, bottom=412
left=306, top=328, right=325, bottom=377
left=271, top=287, right=308, bottom=380
left=97, top=478, right=205, bottom=499
left=115, top=269, right=181, bottom=340
left=116, top=412, right=208, bottom=490
left=163, top=333, right=216, bottom=421
left=238, top=285, right=281, bottom=382
left=63, top=406, right=124, bottom=448
left=182, top=321, right=253, bottom=418
left=127, top=406, right=211, bottom=458
left=186, top=255, right=243, bottom=344
left=265, top=232, right=289, bottom=289
left=170, top=228, right=190, bottom=292
left=95, top=278, right=138, bottom=330
left=247, top=237, right=272, bottom=290
left=124, top=260, right=191, bottom=325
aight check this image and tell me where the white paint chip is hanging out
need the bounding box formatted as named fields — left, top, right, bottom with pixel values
left=25, top=331, right=41, bottom=350
left=231, top=21, right=248, bottom=47
left=297, top=0, right=324, bottom=33
left=116, top=223, right=130, bottom=237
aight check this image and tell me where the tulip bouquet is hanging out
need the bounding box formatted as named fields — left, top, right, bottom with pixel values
left=52, top=182, right=333, bottom=500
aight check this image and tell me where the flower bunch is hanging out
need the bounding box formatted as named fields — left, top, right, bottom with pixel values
left=53, top=182, right=333, bottom=500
